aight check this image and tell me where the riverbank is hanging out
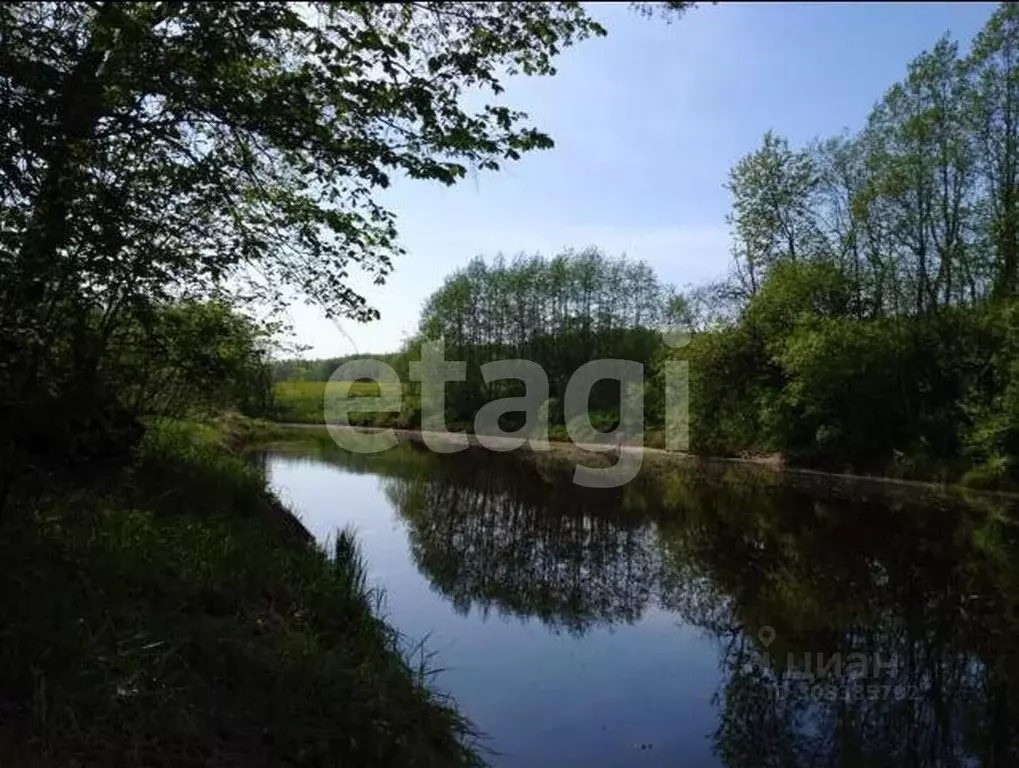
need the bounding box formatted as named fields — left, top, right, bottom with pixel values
left=272, top=378, right=1018, bottom=492
left=277, top=421, right=1019, bottom=508
left=0, top=414, right=483, bottom=767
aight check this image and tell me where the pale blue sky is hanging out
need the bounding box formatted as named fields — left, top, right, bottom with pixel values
left=285, top=1, right=997, bottom=358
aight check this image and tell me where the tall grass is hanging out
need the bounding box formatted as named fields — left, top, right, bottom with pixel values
left=333, top=526, right=370, bottom=597
left=0, top=419, right=483, bottom=767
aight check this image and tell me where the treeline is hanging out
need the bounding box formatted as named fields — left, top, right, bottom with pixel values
left=276, top=249, right=678, bottom=429
left=719, top=29, right=1019, bottom=314
left=417, top=248, right=678, bottom=424
left=272, top=352, right=410, bottom=383
left=660, top=4, right=1019, bottom=487
left=419, top=248, right=674, bottom=348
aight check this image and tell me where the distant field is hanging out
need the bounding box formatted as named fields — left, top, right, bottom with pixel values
left=273, top=380, right=414, bottom=426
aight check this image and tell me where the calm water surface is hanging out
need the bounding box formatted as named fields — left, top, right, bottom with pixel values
left=258, top=442, right=1019, bottom=767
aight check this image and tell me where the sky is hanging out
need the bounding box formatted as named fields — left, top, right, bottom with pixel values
left=283, top=1, right=998, bottom=358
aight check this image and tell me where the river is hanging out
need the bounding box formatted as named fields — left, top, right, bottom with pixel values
left=256, top=439, right=1019, bottom=766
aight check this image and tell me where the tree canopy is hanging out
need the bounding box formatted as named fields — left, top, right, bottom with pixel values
left=722, top=5, right=1019, bottom=316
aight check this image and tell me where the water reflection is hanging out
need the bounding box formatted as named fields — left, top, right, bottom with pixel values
left=381, top=451, right=661, bottom=635
left=655, top=470, right=1019, bottom=767
left=285, top=443, right=1019, bottom=766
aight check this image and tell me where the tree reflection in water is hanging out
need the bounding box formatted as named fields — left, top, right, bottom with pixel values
left=656, top=468, right=1019, bottom=767
left=381, top=449, right=660, bottom=636
left=319, top=444, right=1019, bottom=765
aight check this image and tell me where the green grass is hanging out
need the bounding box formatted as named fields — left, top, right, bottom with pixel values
left=0, top=417, right=483, bottom=767
left=272, top=380, right=342, bottom=424
left=272, top=380, right=420, bottom=429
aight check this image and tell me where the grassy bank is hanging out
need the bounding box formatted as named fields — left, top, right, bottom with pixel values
left=273, top=380, right=422, bottom=431
left=272, top=381, right=668, bottom=448
left=0, top=415, right=482, bottom=767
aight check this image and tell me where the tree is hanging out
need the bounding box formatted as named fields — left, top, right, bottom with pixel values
left=968, top=3, right=1019, bottom=298
left=861, top=37, right=974, bottom=315
left=0, top=0, right=692, bottom=477
left=0, top=1, right=692, bottom=325
left=726, top=131, right=822, bottom=298
left=812, top=133, right=875, bottom=316
left=109, top=300, right=278, bottom=418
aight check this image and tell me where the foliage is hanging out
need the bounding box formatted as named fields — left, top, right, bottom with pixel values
left=667, top=260, right=1019, bottom=482
left=721, top=7, right=1019, bottom=316
left=109, top=300, right=277, bottom=418
left=726, top=131, right=823, bottom=298
left=0, top=1, right=615, bottom=326
left=417, top=248, right=676, bottom=425
left=659, top=4, right=1019, bottom=486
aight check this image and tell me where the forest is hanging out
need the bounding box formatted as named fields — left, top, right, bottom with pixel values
left=275, top=4, right=1019, bottom=489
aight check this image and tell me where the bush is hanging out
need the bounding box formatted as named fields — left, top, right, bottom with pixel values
left=658, top=263, right=1019, bottom=486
